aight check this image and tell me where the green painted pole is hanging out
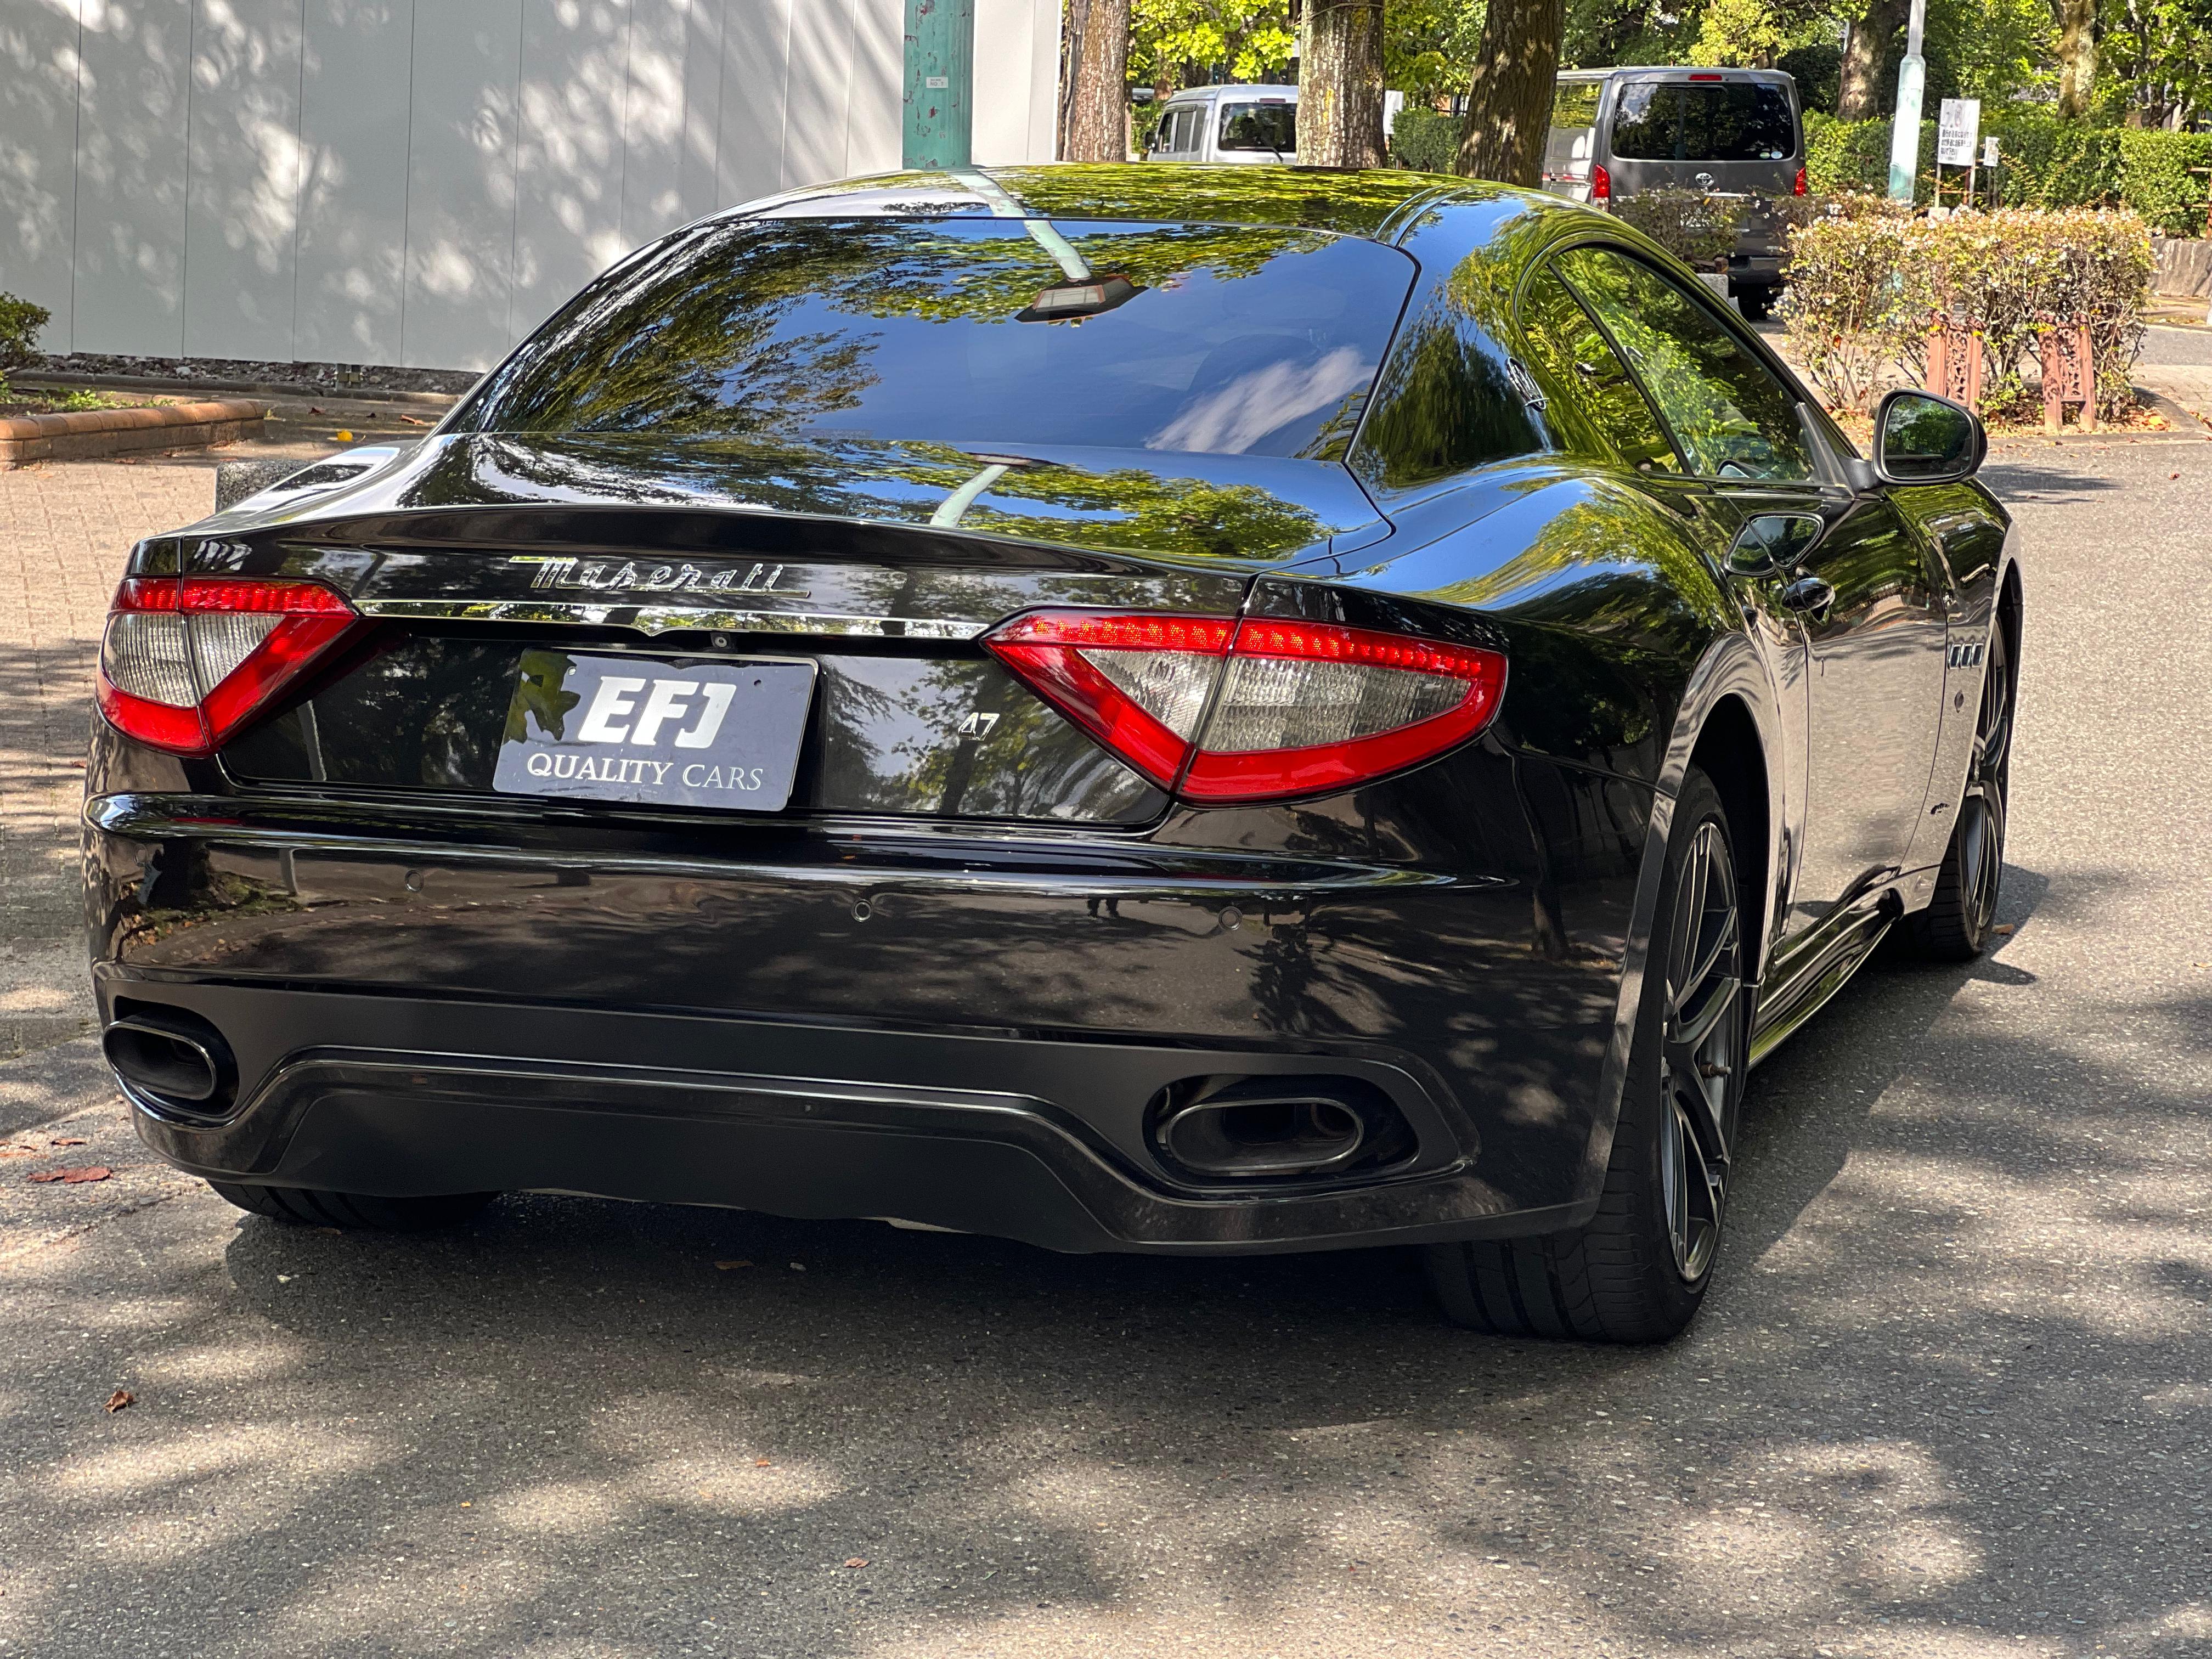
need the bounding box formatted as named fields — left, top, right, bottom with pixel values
left=904, top=0, right=975, bottom=170
left=1887, top=0, right=1927, bottom=201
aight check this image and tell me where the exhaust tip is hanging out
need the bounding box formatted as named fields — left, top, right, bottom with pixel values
left=103, top=1005, right=235, bottom=1118
left=1148, top=1074, right=1413, bottom=1184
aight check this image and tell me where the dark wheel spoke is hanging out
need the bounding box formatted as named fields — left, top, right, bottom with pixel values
left=1669, top=969, right=1742, bottom=1057
left=1657, top=811, right=1742, bottom=1285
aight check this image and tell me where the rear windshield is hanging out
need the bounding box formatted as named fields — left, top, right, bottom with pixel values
left=1551, top=81, right=1602, bottom=129
left=456, top=217, right=1410, bottom=459
left=1609, top=81, right=1797, bottom=162
left=1217, top=101, right=1297, bottom=154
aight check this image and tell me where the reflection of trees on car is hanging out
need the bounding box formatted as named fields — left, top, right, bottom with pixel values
left=462, top=215, right=1393, bottom=462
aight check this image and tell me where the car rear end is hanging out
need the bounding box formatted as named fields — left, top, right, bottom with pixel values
left=1573, top=69, right=1805, bottom=309
left=84, top=190, right=1640, bottom=1257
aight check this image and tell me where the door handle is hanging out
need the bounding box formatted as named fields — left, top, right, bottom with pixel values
left=1780, top=575, right=1836, bottom=620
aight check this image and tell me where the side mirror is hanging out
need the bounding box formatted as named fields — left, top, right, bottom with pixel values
left=1872, top=388, right=1985, bottom=486
left=1728, top=512, right=1823, bottom=574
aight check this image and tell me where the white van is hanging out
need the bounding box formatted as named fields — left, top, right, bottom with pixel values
left=1149, top=84, right=1300, bottom=165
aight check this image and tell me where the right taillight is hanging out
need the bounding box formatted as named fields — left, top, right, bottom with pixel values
left=984, top=610, right=1508, bottom=804
left=97, top=575, right=359, bottom=757
left=1590, top=162, right=1611, bottom=203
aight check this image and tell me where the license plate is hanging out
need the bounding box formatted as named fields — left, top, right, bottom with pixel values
left=492, top=649, right=815, bottom=810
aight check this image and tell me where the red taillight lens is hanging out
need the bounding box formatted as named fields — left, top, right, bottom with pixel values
left=1590, top=162, right=1611, bottom=202
left=1793, top=165, right=1808, bottom=196
left=97, top=575, right=359, bottom=757
left=981, top=612, right=1235, bottom=787
left=984, top=610, right=1508, bottom=804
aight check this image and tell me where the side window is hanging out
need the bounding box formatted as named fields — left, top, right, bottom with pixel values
left=1519, top=267, right=1679, bottom=475
left=1555, top=246, right=1814, bottom=482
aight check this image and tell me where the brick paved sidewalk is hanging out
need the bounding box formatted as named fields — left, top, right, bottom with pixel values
left=0, top=460, right=216, bottom=1059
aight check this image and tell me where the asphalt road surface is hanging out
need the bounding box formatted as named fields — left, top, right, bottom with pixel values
left=2, top=406, right=2209, bottom=1658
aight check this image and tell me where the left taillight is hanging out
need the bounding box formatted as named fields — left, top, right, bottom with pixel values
left=984, top=610, right=1508, bottom=805
left=1793, top=165, right=1808, bottom=196
left=97, top=575, right=359, bottom=757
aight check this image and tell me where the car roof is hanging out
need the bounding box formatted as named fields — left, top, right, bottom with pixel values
left=731, top=163, right=1555, bottom=245
left=1159, top=83, right=1299, bottom=103
left=1558, top=65, right=1796, bottom=81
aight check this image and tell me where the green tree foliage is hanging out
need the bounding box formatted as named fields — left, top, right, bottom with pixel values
left=1561, top=0, right=1706, bottom=69
left=1688, top=0, right=1832, bottom=68
left=1386, top=0, right=1491, bottom=100
left=1128, top=0, right=1296, bottom=89
left=2100, top=0, right=2212, bottom=126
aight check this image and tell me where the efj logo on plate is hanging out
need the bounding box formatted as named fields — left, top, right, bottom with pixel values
left=493, top=650, right=816, bottom=810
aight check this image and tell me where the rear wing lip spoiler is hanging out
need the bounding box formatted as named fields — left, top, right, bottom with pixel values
left=348, top=596, right=987, bottom=641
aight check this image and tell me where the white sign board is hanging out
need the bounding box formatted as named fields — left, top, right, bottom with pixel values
left=1938, top=98, right=1982, bottom=166
left=1984, top=135, right=2000, bottom=167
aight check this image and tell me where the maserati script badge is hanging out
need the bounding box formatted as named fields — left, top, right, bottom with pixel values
left=507, top=556, right=811, bottom=598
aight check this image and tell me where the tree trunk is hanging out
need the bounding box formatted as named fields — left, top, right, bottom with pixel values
left=1835, top=0, right=1909, bottom=119
left=1064, top=0, right=1131, bottom=162
left=1457, top=0, right=1566, bottom=187
left=1299, top=0, right=1387, bottom=168
left=2053, top=0, right=2097, bottom=119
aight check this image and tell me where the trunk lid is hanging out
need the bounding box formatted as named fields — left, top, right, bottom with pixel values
left=165, top=435, right=1383, bottom=826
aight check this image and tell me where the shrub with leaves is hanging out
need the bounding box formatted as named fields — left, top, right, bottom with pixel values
left=1779, top=206, right=1916, bottom=413
left=0, top=293, right=50, bottom=397
left=1985, top=115, right=2123, bottom=211
left=1609, top=189, right=1739, bottom=270
left=1782, top=207, right=2152, bottom=422
left=1389, top=105, right=1459, bottom=174
left=2115, top=129, right=2212, bottom=239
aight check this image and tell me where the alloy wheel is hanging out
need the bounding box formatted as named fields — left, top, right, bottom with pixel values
left=1658, top=819, right=1743, bottom=1283
left=1956, top=628, right=2012, bottom=940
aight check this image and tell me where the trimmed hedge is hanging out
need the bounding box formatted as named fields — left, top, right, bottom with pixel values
left=1781, top=206, right=2153, bottom=422
left=1803, top=112, right=2212, bottom=236
left=2117, top=129, right=2212, bottom=238
left=1390, top=106, right=1460, bottom=174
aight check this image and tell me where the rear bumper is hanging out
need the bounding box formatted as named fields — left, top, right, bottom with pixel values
left=84, top=757, right=1653, bottom=1254
left=103, top=978, right=1591, bottom=1254
left=1728, top=252, right=1785, bottom=289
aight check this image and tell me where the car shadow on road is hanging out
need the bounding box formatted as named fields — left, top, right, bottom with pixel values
left=21, top=859, right=2206, bottom=1658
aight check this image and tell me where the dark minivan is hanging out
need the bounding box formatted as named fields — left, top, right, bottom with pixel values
left=1541, top=67, right=1806, bottom=318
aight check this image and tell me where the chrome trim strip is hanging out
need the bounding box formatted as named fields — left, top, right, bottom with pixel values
left=352, top=597, right=985, bottom=641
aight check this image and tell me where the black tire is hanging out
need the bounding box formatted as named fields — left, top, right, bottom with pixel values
left=1423, top=767, right=1750, bottom=1342
left=207, top=1182, right=496, bottom=1232
left=1736, top=285, right=1779, bottom=321
left=1909, top=618, right=2012, bottom=961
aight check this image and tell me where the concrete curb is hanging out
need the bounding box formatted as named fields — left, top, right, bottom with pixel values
left=0, top=398, right=270, bottom=469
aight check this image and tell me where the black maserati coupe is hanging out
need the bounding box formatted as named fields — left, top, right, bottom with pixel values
left=86, top=165, right=2017, bottom=1341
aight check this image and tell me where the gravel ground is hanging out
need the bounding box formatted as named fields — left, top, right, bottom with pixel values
left=0, top=416, right=2207, bottom=1658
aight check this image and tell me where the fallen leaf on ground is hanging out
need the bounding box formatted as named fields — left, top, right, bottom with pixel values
left=105, top=1390, right=134, bottom=1412
left=50, top=1138, right=86, bottom=1147
left=714, top=1260, right=753, bottom=1270
left=0, top=1147, right=39, bottom=1159
left=1992, top=923, right=2015, bottom=935
left=788, top=1261, right=806, bottom=1272
left=30, top=1166, right=111, bottom=1184
left=754, top=1458, right=773, bottom=1468
left=334, top=429, right=354, bottom=441
left=399, top=414, right=428, bottom=425
left=308, top=405, right=324, bottom=414
left=842, top=1558, right=869, bottom=1570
